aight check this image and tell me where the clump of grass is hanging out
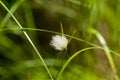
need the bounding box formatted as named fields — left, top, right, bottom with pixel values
left=0, top=0, right=120, bottom=80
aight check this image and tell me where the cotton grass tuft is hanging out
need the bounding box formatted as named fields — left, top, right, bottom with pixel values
left=50, top=35, right=68, bottom=51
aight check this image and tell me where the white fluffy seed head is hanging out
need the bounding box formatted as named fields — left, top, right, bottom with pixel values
left=50, top=35, right=68, bottom=51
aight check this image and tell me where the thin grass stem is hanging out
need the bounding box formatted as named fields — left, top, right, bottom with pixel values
left=88, top=28, right=119, bottom=80
left=60, top=22, right=64, bottom=36
left=0, top=27, right=101, bottom=48
left=56, top=47, right=101, bottom=80
left=1, top=27, right=120, bottom=56
left=0, top=1, right=54, bottom=80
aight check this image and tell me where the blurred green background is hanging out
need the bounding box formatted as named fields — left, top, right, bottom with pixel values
left=0, top=0, right=120, bottom=80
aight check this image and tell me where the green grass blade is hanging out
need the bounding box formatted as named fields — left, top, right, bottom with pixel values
left=60, top=22, right=64, bottom=36
left=0, top=27, right=99, bottom=47
left=88, top=28, right=119, bottom=80
left=1, top=27, right=120, bottom=56
left=0, top=1, right=54, bottom=80
left=1, top=27, right=120, bottom=57
left=56, top=47, right=101, bottom=80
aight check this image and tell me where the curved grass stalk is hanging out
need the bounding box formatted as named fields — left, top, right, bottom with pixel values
left=56, top=47, right=101, bottom=80
left=88, top=28, right=119, bottom=80
left=0, top=27, right=100, bottom=48
left=0, top=27, right=120, bottom=57
left=0, top=1, right=54, bottom=80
